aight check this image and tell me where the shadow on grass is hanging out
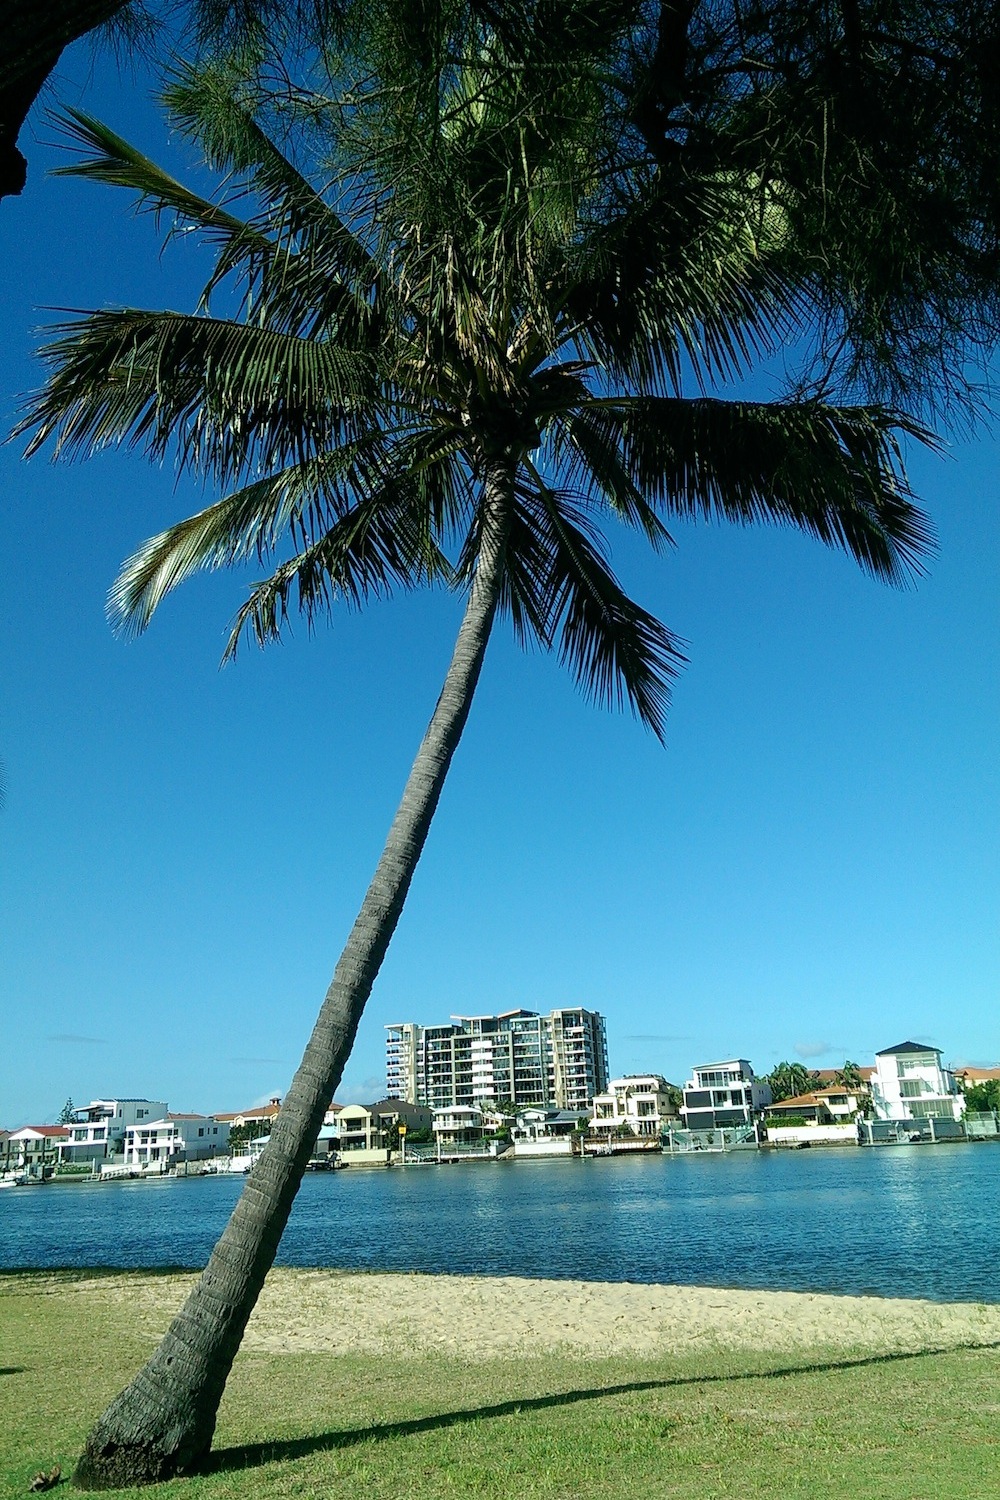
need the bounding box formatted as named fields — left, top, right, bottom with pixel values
left=0, top=1366, right=26, bottom=1375
left=208, top=1339, right=1000, bottom=1474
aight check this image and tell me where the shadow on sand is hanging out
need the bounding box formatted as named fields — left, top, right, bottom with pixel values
left=208, top=1339, right=1000, bottom=1475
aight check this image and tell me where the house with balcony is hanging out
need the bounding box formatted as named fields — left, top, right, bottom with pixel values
left=317, top=1099, right=434, bottom=1165
left=431, top=1105, right=486, bottom=1148
left=589, top=1076, right=678, bottom=1138
left=2, top=1126, right=69, bottom=1177
left=123, top=1113, right=229, bottom=1170
left=680, top=1060, right=770, bottom=1131
left=870, top=1041, right=962, bottom=1123
left=62, top=1098, right=168, bottom=1165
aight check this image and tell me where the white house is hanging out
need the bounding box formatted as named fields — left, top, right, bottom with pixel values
left=509, top=1107, right=580, bottom=1156
left=680, top=1060, right=771, bottom=1130
left=63, top=1098, right=168, bottom=1164
left=870, top=1041, right=962, bottom=1122
left=590, top=1076, right=677, bottom=1138
left=431, top=1105, right=485, bottom=1147
left=124, top=1113, right=229, bottom=1169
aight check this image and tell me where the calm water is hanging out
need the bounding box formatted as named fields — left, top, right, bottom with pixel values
left=1, top=1146, right=997, bottom=1303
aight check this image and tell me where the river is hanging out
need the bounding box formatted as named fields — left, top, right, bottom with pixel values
left=1, top=1145, right=997, bottom=1303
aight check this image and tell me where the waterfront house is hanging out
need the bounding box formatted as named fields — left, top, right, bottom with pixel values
left=319, top=1099, right=434, bottom=1164
left=512, top=1107, right=581, bottom=1140
left=680, top=1060, right=770, bottom=1131
left=813, top=1067, right=875, bottom=1099
left=762, top=1090, right=860, bottom=1146
left=509, top=1106, right=581, bottom=1156
left=3, top=1126, right=69, bottom=1176
left=764, top=1086, right=863, bottom=1125
left=327, top=1103, right=381, bottom=1153
left=62, top=1098, right=168, bottom=1166
left=870, top=1042, right=962, bottom=1123
left=432, top=1105, right=485, bottom=1147
left=123, top=1113, right=229, bottom=1170
left=590, top=1076, right=677, bottom=1138
left=764, top=1091, right=836, bottom=1125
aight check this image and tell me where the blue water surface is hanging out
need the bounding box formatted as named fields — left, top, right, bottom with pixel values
left=1, top=1146, right=997, bottom=1303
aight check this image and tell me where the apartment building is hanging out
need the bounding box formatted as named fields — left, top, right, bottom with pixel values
left=386, top=1007, right=609, bottom=1112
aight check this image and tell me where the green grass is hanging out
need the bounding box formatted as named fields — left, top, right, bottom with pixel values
left=2, top=1271, right=999, bottom=1499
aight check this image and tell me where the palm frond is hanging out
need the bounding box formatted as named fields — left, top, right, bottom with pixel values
left=21, top=310, right=381, bottom=482
left=512, top=471, right=685, bottom=740
left=586, top=396, right=936, bottom=583
left=107, top=442, right=388, bottom=633
left=50, top=110, right=377, bottom=341
left=560, top=174, right=801, bottom=393
left=548, top=407, right=673, bottom=551
left=52, top=110, right=269, bottom=260
left=164, top=62, right=373, bottom=284
left=224, top=481, right=455, bottom=657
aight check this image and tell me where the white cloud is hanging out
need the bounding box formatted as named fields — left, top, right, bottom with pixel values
left=336, top=1076, right=385, bottom=1105
left=794, top=1040, right=835, bottom=1059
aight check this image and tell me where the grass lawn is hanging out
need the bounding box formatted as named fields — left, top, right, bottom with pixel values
left=2, top=1270, right=998, bottom=1499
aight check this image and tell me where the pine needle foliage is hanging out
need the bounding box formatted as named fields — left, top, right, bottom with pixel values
left=21, top=0, right=943, bottom=741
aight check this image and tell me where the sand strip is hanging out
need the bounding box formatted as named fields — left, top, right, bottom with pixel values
left=42, top=1269, right=1000, bottom=1361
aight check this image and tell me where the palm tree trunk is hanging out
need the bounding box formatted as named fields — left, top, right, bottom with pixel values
left=73, top=463, right=514, bottom=1489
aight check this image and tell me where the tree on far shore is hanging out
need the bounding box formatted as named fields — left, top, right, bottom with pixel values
left=764, top=1063, right=820, bottom=1103
left=19, top=0, right=1000, bottom=1486
left=962, top=1080, right=1000, bottom=1113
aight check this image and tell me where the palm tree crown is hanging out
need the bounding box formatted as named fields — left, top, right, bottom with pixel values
left=23, top=3, right=931, bottom=734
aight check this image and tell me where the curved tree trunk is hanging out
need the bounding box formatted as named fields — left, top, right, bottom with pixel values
left=0, top=0, right=129, bottom=198
left=73, top=464, right=514, bottom=1489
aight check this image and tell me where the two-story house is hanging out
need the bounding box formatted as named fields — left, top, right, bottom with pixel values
left=123, top=1113, right=229, bottom=1169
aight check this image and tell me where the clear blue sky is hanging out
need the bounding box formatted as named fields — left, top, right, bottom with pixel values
left=1, top=43, right=997, bottom=1128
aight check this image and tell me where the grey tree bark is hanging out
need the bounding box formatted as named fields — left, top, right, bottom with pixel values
left=73, top=463, right=514, bottom=1488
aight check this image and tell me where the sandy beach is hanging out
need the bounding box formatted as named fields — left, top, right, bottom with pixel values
left=40, top=1268, right=1000, bottom=1361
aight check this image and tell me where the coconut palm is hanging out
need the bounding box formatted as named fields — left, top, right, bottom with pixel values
left=20, top=2, right=933, bottom=1483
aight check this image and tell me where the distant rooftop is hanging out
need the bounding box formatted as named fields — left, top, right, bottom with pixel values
left=876, top=1040, right=942, bottom=1057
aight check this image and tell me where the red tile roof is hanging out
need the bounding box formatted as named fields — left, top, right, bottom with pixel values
left=765, top=1092, right=825, bottom=1110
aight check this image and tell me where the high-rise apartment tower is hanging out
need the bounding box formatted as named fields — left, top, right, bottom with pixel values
left=385, top=1008, right=609, bottom=1113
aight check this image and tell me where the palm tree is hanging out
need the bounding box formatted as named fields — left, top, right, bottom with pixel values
left=765, top=1061, right=818, bottom=1103
left=20, top=4, right=933, bottom=1483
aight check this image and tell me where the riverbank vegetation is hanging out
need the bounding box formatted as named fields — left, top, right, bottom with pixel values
left=2, top=1270, right=998, bottom=1500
